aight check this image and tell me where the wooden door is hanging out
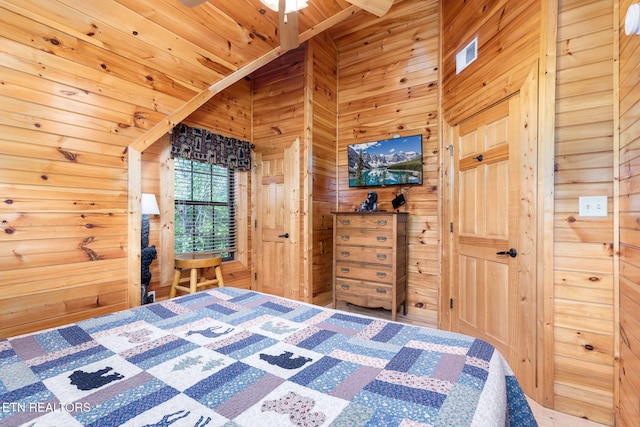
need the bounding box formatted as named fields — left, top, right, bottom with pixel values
left=451, top=89, right=537, bottom=395
left=253, top=139, right=300, bottom=300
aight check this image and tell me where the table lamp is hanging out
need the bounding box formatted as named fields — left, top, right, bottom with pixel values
left=141, top=193, right=160, bottom=304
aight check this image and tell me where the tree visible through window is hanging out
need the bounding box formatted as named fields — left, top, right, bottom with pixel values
left=174, top=157, right=236, bottom=260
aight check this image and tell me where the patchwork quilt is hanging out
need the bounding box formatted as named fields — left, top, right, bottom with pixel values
left=0, top=287, right=537, bottom=426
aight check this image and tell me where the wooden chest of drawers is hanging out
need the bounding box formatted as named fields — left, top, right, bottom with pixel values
left=333, top=212, right=408, bottom=321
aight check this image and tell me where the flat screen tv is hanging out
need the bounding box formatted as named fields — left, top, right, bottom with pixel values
left=348, top=134, right=423, bottom=188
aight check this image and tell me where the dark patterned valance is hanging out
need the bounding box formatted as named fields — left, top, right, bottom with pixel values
left=170, top=123, right=252, bottom=171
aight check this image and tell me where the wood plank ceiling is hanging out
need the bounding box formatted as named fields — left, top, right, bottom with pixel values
left=2, top=0, right=363, bottom=150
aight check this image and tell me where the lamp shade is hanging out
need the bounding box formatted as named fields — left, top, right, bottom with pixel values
left=141, top=193, right=160, bottom=215
left=626, top=4, right=640, bottom=35
left=260, top=0, right=308, bottom=13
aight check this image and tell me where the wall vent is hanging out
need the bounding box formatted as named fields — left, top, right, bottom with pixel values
left=456, top=37, right=478, bottom=75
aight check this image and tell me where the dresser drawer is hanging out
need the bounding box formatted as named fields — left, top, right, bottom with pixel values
left=335, top=261, right=393, bottom=283
left=335, top=214, right=394, bottom=230
left=335, top=228, right=394, bottom=247
left=335, top=279, right=392, bottom=310
left=335, top=246, right=393, bottom=264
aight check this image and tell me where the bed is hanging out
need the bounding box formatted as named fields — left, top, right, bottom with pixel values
left=0, top=287, right=537, bottom=426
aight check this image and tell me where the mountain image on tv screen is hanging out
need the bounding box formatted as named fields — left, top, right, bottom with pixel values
left=348, top=134, right=423, bottom=188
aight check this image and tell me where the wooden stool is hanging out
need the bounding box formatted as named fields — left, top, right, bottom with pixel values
left=170, top=257, right=224, bottom=298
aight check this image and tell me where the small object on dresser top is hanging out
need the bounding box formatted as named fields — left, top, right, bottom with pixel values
left=360, top=191, right=378, bottom=212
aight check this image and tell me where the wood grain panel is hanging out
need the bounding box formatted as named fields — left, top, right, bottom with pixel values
left=619, top=276, right=640, bottom=424
left=0, top=0, right=264, bottom=336
left=0, top=0, right=360, bottom=337
left=309, top=34, right=338, bottom=306
left=0, top=8, right=197, bottom=98
left=442, top=0, right=618, bottom=420
left=0, top=259, right=127, bottom=337
left=331, top=0, right=439, bottom=322
left=554, top=1, right=615, bottom=423
left=441, top=0, right=540, bottom=124
left=555, top=354, right=614, bottom=402
left=619, top=21, right=640, bottom=408
left=251, top=46, right=306, bottom=299
left=252, top=48, right=306, bottom=158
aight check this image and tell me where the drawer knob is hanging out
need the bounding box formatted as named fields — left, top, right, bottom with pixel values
left=376, top=236, right=387, bottom=242
left=341, top=267, right=350, bottom=273
left=341, top=283, right=350, bottom=290
left=341, top=251, right=350, bottom=257
left=377, top=219, right=388, bottom=226
left=341, top=235, right=350, bottom=241
left=376, top=254, right=387, bottom=260
left=376, top=272, right=387, bottom=278
left=341, top=219, right=350, bottom=225
left=376, top=288, right=387, bottom=294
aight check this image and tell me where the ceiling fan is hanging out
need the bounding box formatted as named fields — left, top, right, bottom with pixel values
left=178, top=0, right=394, bottom=51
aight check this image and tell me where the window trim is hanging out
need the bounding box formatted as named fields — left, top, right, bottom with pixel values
left=173, top=158, right=236, bottom=261
left=161, top=155, right=249, bottom=278
left=173, top=159, right=238, bottom=261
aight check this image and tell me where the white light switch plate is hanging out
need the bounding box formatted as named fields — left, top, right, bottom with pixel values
left=579, top=196, right=607, bottom=217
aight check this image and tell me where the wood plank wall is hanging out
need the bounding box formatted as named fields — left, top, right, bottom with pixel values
left=252, top=49, right=306, bottom=158
left=441, top=0, right=541, bottom=125
left=307, top=34, right=338, bottom=307
left=619, top=0, right=640, bottom=424
left=331, top=0, right=441, bottom=326
left=441, top=0, right=617, bottom=424
left=252, top=46, right=307, bottom=296
left=0, top=0, right=246, bottom=338
left=250, top=38, right=338, bottom=305
left=553, top=1, right=616, bottom=423
left=0, top=4, right=144, bottom=338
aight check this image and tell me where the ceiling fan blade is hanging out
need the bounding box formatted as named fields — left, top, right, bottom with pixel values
left=346, top=0, right=394, bottom=17
left=178, top=0, right=208, bottom=7
left=279, top=2, right=299, bottom=50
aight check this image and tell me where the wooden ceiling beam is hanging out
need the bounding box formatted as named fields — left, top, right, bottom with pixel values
left=129, top=5, right=358, bottom=153
left=347, top=0, right=394, bottom=17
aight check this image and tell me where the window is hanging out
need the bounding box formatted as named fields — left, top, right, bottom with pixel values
left=174, top=157, right=236, bottom=260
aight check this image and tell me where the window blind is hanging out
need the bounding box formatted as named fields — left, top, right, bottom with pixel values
left=174, top=158, right=236, bottom=259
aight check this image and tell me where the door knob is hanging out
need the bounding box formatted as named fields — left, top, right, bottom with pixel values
left=278, top=233, right=289, bottom=238
left=496, top=248, right=517, bottom=258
